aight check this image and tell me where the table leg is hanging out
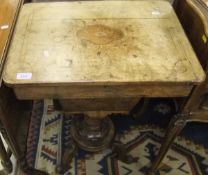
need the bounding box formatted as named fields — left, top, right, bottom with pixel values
left=0, top=135, right=12, bottom=174
left=148, top=114, right=188, bottom=174
left=71, top=115, right=115, bottom=152
left=55, top=142, right=76, bottom=174
left=19, top=158, right=48, bottom=175
left=70, top=114, right=138, bottom=165
left=112, top=140, right=139, bottom=164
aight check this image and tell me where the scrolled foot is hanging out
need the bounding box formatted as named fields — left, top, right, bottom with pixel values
left=112, top=141, right=139, bottom=164
left=20, top=158, right=48, bottom=175
left=147, top=169, right=155, bottom=175
left=56, top=143, right=76, bottom=174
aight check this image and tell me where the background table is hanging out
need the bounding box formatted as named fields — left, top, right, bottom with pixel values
left=0, top=0, right=24, bottom=173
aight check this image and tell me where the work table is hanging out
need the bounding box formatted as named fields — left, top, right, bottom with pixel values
left=1, top=0, right=206, bottom=172
left=3, top=1, right=204, bottom=91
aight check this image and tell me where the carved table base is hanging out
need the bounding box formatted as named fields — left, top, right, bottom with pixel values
left=71, top=115, right=115, bottom=152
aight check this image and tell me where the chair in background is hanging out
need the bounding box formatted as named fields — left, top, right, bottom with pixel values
left=149, top=0, right=208, bottom=173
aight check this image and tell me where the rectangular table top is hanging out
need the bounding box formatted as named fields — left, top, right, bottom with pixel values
left=0, top=0, right=23, bottom=85
left=3, top=0, right=205, bottom=87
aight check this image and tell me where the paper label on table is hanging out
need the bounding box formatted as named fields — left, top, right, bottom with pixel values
left=152, top=10, right=160, bottom=16
left=1, top=25, right=9, bottom=30
left=16, top=73, right=32, bottom=80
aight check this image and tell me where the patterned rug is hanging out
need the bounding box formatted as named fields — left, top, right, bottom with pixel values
left=26, top=99, right=208, bottom=175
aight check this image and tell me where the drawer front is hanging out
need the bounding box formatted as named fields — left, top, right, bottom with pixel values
left=14, top=84, right=193, bottom=100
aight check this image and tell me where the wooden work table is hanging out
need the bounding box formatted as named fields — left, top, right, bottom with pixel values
left=3, top=1, right=205, bottom=98
left=2, top=0, right=206, bottom=165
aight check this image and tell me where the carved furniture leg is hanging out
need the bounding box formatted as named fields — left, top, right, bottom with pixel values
left=148, top=113, right=188, bottom=175
left=71, top=114, right=139, bottom=165
left=19, top=158, right=49, bottom=175
left=55, top=142, right=76, bottom=174
left=0, top=136, right=12, bottom=174
left=112, top=140, right=139, bottom=164
left=71, top=115, right=115, bottom=152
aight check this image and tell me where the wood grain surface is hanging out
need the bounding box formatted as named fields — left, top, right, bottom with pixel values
left=0, top=0, right=23, bottom=84
left=202, top=0, right=208, bottom=6
left=3, top=1, right=205, bottom=87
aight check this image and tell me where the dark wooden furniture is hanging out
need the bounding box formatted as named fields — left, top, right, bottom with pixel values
left=150, top=0, right=208, bottom=173
left=0, top=1, right=39, bottom=174
left=0, top=0, right=24, bottom=173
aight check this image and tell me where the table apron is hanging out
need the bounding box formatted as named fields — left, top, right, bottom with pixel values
left=13, top=84, right=193, bottom=100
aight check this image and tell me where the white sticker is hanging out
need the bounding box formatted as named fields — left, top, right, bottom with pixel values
left=43, top=50, right=49, bottom=57
left=152, top=10, right=160, bottom=16
left=16, top=73, right=32, bottom=80
left=1, top=24, right=9, bottom=30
